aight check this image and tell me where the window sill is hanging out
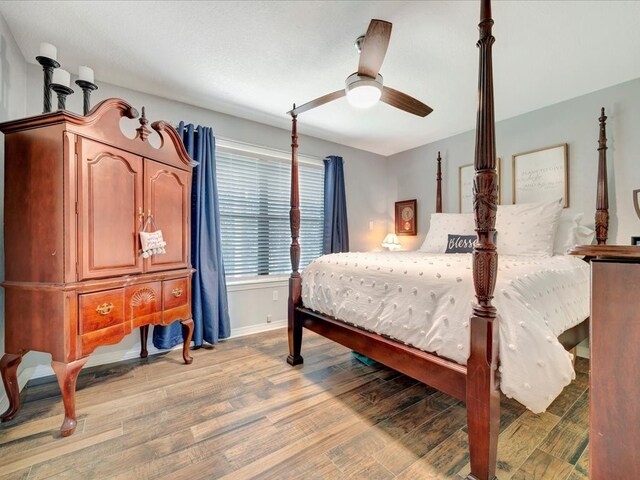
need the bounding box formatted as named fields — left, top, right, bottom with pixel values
left=226, top=275, right=289, bottom=292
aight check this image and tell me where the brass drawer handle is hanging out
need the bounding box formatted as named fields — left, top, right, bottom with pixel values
left=96, top=303, right=114, bottom=316
left=171, top=288, right=183, bottom=298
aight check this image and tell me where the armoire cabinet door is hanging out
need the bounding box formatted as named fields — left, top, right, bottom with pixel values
left=78, top=138, right=144, bottom=280
left=144, top=160, right=190, bottom=272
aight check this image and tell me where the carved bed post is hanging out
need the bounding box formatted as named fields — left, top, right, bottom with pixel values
left=287, top=108, right=304, bottom=366
left=595, top=107, right=609, bottom=245
left=436, top=151, right=443, bottom=213
left=466, top=0, right=500, bottom=479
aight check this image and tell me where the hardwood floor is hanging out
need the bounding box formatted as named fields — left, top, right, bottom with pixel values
left=0, top=328, right=589, bottom=479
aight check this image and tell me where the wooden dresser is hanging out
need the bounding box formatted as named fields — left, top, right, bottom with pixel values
left=0, top=98, right=195, bottom=436
left=569, top=245, right=640, bottom=478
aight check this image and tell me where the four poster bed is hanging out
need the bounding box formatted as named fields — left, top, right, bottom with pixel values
left=286, top=2, right=607, bottom=479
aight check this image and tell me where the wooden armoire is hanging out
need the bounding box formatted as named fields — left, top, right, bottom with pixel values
left=0, top=98, right=195, bottom=436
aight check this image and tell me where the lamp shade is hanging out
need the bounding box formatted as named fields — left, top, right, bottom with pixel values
left=345, top=73, right=383, bottom=109
left=381, top=233, right=401, bottom=250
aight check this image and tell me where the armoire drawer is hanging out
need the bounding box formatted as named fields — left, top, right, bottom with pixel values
left=79, top=289, right=125, bottom=334
left=126, top=282, right=162, bottom=328
left=163, top=277, right=188, bottom=310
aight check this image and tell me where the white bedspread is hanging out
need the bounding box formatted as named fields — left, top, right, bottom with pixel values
left=301, top=251, right=589, bottom=413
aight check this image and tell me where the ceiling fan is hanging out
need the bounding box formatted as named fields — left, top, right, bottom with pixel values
left=288, top=19, right=433, bottom=117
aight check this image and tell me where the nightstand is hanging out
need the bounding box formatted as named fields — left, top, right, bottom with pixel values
left=569, top=245, right=640, bottom=478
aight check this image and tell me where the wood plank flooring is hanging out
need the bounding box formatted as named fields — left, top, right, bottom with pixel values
left=0, top=328, right=589, bottom=479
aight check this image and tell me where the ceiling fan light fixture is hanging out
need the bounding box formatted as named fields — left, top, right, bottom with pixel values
left=345, top=73, right=383, bottom=109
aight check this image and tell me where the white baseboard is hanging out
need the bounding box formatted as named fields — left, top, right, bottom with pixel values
left=29, top=343, right=181, bottom=380
left=0, top=320, right=287, bottom=412
left=230, top=319, right=286, bottom=338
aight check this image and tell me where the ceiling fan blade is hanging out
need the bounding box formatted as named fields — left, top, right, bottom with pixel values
left=357, top=19, right=392, bottom=78
left=381, top=86, right=433, bottom=117
left=287, top=90, right=346, bottom=116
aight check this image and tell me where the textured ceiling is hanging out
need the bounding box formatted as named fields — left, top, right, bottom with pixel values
left=2, top=1, right=640, bottom=156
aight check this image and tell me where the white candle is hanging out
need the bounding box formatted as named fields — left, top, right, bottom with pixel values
left=78, top=66, right=94, bottom=84
left=52, top=68, right=70, bottom=87
left=39, top=42, right=57, bottom=61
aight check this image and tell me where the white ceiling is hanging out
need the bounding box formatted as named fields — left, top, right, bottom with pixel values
left=2, top=1, right=640, bottom=156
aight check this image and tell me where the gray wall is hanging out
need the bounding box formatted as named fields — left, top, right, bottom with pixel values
left=19, top=63, right=390, bottom=379
left=25, top=64, right=390, bottom=253
left=388, top=78, right=640, bottom=251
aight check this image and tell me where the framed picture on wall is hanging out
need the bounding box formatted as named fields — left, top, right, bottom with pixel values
left=395, top=199, right=417, bottom=236
left=512, top=144, right=568, bottom=207
left=458, top=159, right=501, bottom=213
left=633, top=189, right=640, bottom=221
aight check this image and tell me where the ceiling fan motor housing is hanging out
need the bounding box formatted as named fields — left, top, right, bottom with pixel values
left=345, top=73, right=383, bottom=108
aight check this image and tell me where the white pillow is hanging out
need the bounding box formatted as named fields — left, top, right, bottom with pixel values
left=554, top=212, right=583, bottom=255
left=553, top=212, right=596, bottom=255
left=420, top=213, right=475, bottom=253
left=495, top=199, right=563, bottom=256
left=575, top=224, right=596, bottom=247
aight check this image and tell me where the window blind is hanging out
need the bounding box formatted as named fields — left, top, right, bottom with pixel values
left=217, top=147, right=324, bottom=278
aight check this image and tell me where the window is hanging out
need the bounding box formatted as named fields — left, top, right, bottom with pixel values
left=216, top=141, right=324, bottom=279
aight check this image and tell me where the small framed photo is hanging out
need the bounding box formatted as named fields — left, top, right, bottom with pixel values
left=631, top=236, right=640, bottom=246
left=395, top=199, right=417, bottom=236
left=513, top=144, right=568, bottom=207
left=459, top=159, right=501, bottom=213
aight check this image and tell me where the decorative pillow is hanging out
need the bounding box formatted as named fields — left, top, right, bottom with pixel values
left=495, top=199, right=563, bottom=256
left=419, top=213, right=475, bottom=253
left=554, top=212, right=584, bottom=255
left=445, top=234, right=476, bottom=253
left=575, top=223, right=596, bottom=247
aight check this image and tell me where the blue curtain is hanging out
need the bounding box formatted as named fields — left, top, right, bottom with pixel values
left=153, top=122, right=231, bottom=349
left=323, top=155, right=349, bottom=254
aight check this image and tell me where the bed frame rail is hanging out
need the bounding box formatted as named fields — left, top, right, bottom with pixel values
left=297, top=307, right=467, bottom=401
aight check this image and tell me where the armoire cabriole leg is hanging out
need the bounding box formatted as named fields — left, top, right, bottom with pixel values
left=0, top=353, right=24, bottom=422
left=466, top=0, right=499, bottom=479
left=51, top=357, right=89, bottom=437
left=287, top=109, right=303, bottom=366
left=139, top=325, right=149, bottom=358
left=180, top=319, right=194, bottom=365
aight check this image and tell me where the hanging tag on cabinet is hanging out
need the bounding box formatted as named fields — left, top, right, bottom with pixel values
left=139, top=214, right=167, bottom=258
